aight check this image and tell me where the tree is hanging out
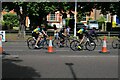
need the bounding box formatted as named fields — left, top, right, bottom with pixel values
left=2, top=13, right=19, bottom=30
left=2, top=2, right=120, bottom=33
left=2, top=2, right=62, bottom=37
left=97, top=16, right=106, bottom=31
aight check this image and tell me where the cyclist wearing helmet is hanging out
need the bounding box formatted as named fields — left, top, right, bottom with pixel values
left=32, top=24, right=48, bottom=48
left=32, top=26, right=41, bottom=39
left=77, top=26, right=88, bottom=49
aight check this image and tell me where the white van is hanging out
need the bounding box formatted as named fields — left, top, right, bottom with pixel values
left=87, top=20, right=99, bottom=29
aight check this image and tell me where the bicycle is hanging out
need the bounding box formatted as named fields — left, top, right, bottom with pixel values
left=52, top=35, right=73, bottom=48
left=112, top=38, right=120, bottom=49
left=27, top=36, right=49, bottom=49
left=70, top=35, right=96, bottom=51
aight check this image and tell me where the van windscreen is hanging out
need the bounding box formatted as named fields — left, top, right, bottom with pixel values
left=89, top=21, right=98, bottom=24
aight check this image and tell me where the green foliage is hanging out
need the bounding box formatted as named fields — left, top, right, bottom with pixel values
left=97, top=16, right=106, bottom=23
left=2, top=2, right=120, bottom=30
left=2, top=13, right=19, bottom=30
left=46, top=24, right=54, bottom=29
left=88, top=18, right=93, bottom=20
left=66, top=18, right=71, bottom=26
left=77, top=11, right=82, bottom=22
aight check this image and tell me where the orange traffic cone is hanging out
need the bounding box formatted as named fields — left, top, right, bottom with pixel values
left=48, top=36, right=54, bottom=53
left=99, top=36, right=109, bottom=53
left=0, top=35, right=3, bottom=54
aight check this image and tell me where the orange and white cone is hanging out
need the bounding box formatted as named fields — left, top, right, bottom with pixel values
left=99, top=36, right=109, bottom=53
left=48, top=36, right=54, bottom=53
left=0, top=35, right=3, bottom=54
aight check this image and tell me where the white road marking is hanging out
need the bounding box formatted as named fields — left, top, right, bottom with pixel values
left=60, top=55, right=118, bottom=58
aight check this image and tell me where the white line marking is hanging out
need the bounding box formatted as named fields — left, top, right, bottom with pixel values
left=60, top=55, right=118, bottom=58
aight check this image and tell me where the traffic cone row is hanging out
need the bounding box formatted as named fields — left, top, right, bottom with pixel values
left=99, top=36, right=109, bottom=53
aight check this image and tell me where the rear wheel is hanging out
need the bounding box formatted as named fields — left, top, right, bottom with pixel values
left=27, top=38, right=36, bottom=49
left=70, top=40, right=80, bottom=51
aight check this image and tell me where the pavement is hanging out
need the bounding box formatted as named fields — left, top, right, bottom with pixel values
left=1, top=39, right=119, bottom=79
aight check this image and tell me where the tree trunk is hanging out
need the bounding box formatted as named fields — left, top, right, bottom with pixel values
left=17, top=14, right=26, bottom=38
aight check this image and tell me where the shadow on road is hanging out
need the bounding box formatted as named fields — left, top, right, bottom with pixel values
left=2, top=56, right=41, bottom=80
left=65, top=63, right=77, bottom=80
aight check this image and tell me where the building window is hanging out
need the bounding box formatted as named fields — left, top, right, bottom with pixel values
left=50, top=14, right=56, bottom=21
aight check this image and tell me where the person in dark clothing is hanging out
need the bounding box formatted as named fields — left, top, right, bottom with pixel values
left=89, top=27, right=97, bottom=37
left=58, top=26, right=67, bottom=46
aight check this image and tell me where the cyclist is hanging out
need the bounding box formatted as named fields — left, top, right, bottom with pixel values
left=53, top=24, right=59, bottom=39
left=32, top=26, right=41, bottom=40
left=32, top=24, right=48, bottom=48
left=58, top=26, right=67, bottom=47
left=77, top=26, right=89, bottom=49
left=89, top=27, right=97, bottom=38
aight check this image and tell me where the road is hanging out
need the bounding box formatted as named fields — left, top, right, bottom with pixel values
left=2, top=41, right=119, bottom=79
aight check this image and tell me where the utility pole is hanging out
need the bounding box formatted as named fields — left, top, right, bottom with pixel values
left=74, top=0, right=77, bottom=37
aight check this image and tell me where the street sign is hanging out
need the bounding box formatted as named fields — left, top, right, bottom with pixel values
left=0, top=31, right=5, bottom=42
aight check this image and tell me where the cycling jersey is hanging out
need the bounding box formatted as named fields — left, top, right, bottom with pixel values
left=33, top=28, right=41, bottom=34
left=77, top=28, right=86, bottom=34
left=89, top=29, right=97, bottom=37
left=33, top=27, right=45, bottom=34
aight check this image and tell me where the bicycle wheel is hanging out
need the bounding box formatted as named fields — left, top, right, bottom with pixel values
left=112, top=39, right=119, bottom=49
left=42, top=40, right=49, bottom=49
left=27, top=37, right=33, bottom=43
left=70, top=40, right=80, bottom=51
left=94, top=37, right=102, bottom=46
left=85, top=41, right=96, bottom=51
left=52, top=38, right=60, bottom=48
left=27, top=38, right=36, bottom=49
left=64, top=38, right=71, bottom=47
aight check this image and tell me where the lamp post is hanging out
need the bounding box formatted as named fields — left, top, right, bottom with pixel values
left=74, top=0, right=77, bottom=37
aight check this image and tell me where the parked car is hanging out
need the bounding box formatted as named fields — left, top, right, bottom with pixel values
left=69, top=22, right=88, bottom=34
left=87, top=20, right=99, bottom=29
left=76, top=22, right=88, bottom=31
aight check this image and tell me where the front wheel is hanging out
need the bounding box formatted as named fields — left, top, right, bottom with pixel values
left=85, top=41, right=96, bottom=51
left=52, top=38, right=60, bottom=48
left=112, top=39, right=119, bottom=49
left=94, top=37, right=102, bottom=46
